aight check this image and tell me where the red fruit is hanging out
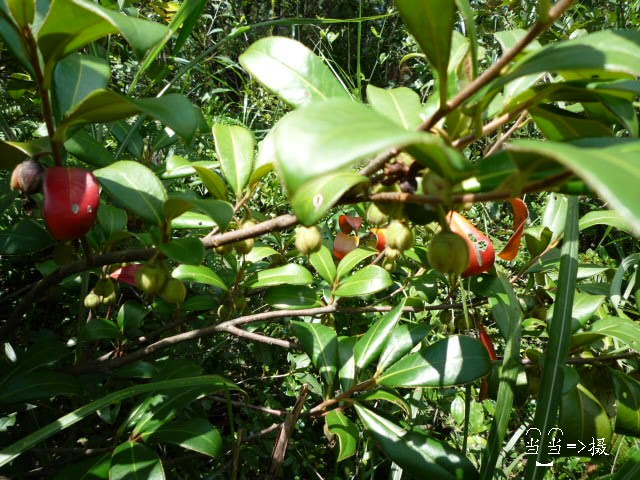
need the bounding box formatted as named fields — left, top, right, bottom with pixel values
left=44, top=167, right=100, bottom=240
left=447, top=211, right=495, bottom=277
left=339, top=214, right=363, bottom=234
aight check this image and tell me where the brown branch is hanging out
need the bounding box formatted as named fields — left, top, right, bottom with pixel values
left=308, top=379, right=376, bottom=416
left=484, top=111, right=530, bottom=156
left=268, top=385, right=309, bottom=479
left=209, top=395, right=287, bottom=416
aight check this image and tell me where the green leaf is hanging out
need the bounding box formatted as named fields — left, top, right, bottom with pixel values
left=116, top=301, right=147, bottom=335
left=162, top=156, right=215, bottom=178
left=245, top=246, right=280, bottom=263
left=523, top=196, right=579, bottom=478
left=406, top=136, right=475, bottom=182
left=498, top=30, right=640, bottom=92
left=530, top=104, right=612, bottom=141
left=612, top=371, right=640, bottom=436
left=548, top=290, right=605, bottom=332
left=7, top=0, right=34, bottom=27
left=193, top=165, right=228, bottom=200
left=170, top=212, right=216, bottom=230
left=0, top=371, right=80, bottom=403
left=97, top=204, right=127, bottom=238
left=146, top=418, right=221, bottom=458
left=377, top=323, right=433, bottom=374
left=366, top=85, right=423, bottom=130
left=65, top=129, right=115, bottom=168
left=172, top=265, right=227, bottom=291
left=377, top=335, right=491, bottom=388
left=0, top=138, right=49, bottom=169
left=58, top=90, right=199, bottom=143
left=212, top=124, right=255, bottom=195
left=336, top=248, right=377, bottom=280
left=239, top=36, right=350, bottom=108
left=291, top=172, right=369, bottom=226
left=192, top=199, right=234, bottom=230
left=396, top=0, right=456, bottom=82
left=291, top=321, right=338, bottom=392
left=559, top=383, right=612, bottom=451
left=247, top=264, right=313, bottom=289
left=579, top=209, right=633, bottom=234
left=54, top=53, right=109, bottom=116
left=95, top=161, right=167, bottom=225
left=334, top=265, right=392, bottom=298
left=53, top=453, right=110, bottom=480
left=38, top=0, right=168, bottom=87
left=264, top=285, right=320, bottom=309
left=506, top=139, right=640, bottom=237
left=110, top=441, right=165, bottom=480
left=614, top=447, right=640, bottom=480
left=309, top=245, right=337, bottom=284
left=162, top=196, right=194, bottom=221
left=326, top=410, right=358, bottom=462
left=159, top=237, right=204, bottom=265
left=0, top=218, right=55, bottom=255
left=338, top=336, right=357, bottom=392
left=0, top=375, right=237, bottom=467
left=358, top=389, right=411, bottom=417
left=354, top=300, right=406, bottom=372
left=354, top=405, right=479, bottom=480
left=273, top=99, right=434, bottom=192
left=572, top=317, right=640, bottom=352
left=84, top=318, right=121, bottom=341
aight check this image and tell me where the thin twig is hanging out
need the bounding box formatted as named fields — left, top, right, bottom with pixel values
left=268, top=385, right=310, bottom=479
left=484, top=110, right=530, bottom=157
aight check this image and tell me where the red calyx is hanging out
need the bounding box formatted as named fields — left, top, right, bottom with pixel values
left=339, top=214, right=363, bottom=234
left=447, top=211, right=495, bottom=277
left=370, top=228, right=387, bottom=252
left=110, top=263, right=143, bottom=286
left=44, top=167, right=101, bottom=240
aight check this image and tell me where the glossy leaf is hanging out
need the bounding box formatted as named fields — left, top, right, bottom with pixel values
left=291, top=172, right=369, bottom=226
left=530, top=104, right=612, bottom=141
left=354, top=300, right=406, bottom=371
left=377, top=323, right=433, bottom=374
left=193, top=165, right=228, bottom=200
left=366, top=85, right=423, bottom=130
left=291, top=321, right=338, bottom=392
left=170, top=212, right=216, bottom=230
left=247, top=264, right=313, bottom=289
left=38, top=0, right=168, bottom=87
left=572, top=317, right=640, bottom=352
left=358, top=389, right=411, bottom=417
left=213, top=124, right=255, bottom=195
left=84, top=318, right=121, bottom=341
left=326, top=410, right=358, bottom=462
left=54, top=53, right=109, bottom=116
left=579, top=209, right=633, bottom=234
left=172, top=265, right=228, bottom=291
left=309, top=245, right=337, bottom=284
left=614, top=448, right=640, bottom=480
left=65, top=129, right=115, bottom=168
left=110, top=441, right=165, bottom=480
left=507, top=138, right=640, bottom=236
left=559, top=383, right=612, bottom=451
left=0, top=218, right=55, bottom=255
left=0, top=375, right=237, bottom=467
left=273, top=99, right=433, bottom=192
left=0, top=371, right=80, bottom=403
left=264, top=285, right=320, bottom=309
left=338, top=336, right=357, bottom=392
left=159, top=238, right=204, bottom=265
left=377, top=335, right=491, bottom=388
left=0, top=138, right=50, bottom=169
left=612, top=371, right=640, bottom=436
left=95, top=161, right=167, bottom=225
left=334, top=265, right=392, bottom=298
left=354, top=405, right=479, bottom=480
left=146, top=418, right=222, bottom=458
left=239, top=36, right=349, bottom=108
left=336, top=248, right=377, bottom=280
left=396, top=0, right=456, bottom=81
left=53, top=453, right=110, bottom=480
left=58, top=90, right=199, bottom=143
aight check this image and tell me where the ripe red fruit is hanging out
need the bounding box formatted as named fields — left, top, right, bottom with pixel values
left=43, top=167, right=100, bottom=241
left=447, top=211, right=495, bottom=277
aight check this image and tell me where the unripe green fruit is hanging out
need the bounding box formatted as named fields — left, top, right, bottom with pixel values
left=372, top=184, right=405, bottom=219
left=84, top=292, right=101, bottom=309
left=421, top=170, right=450, bottom=198
left=365, top=203, right=389, bottom=227
left=135, top=263, right=167, bottom=295
left=384, top=247, right=401, bottom=261
left=295, top=226, right=322, bottom=255
left=159, top=278, right=186, bottom=304
left=215, top=244, right=233, bottom=255
left=427, top=232, right=469, bottom=275
left=234, top=220, right=256, bottom=255
left=93, top=278, right=116, bottom=305
left=386, top=221, right=413, bottom=251
left=382, top=257, right=397, bottom=272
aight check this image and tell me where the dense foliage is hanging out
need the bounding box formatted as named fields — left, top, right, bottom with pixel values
left=1, top=1, right=640, bottom=479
